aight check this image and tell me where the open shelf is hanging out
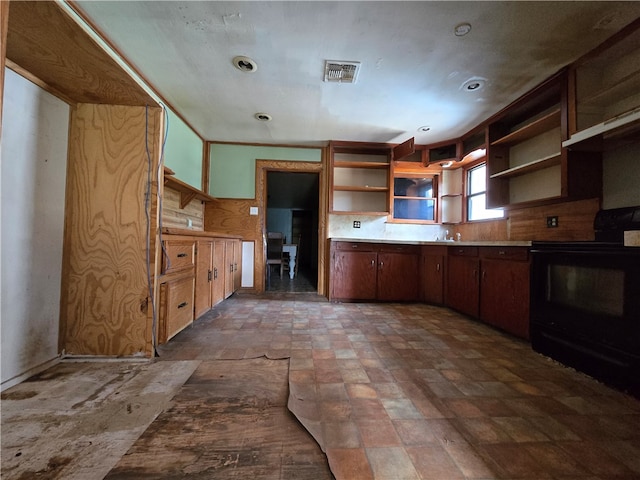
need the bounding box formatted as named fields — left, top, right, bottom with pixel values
left=164, top=167, right=215, bottom=209
left=331, top=211, right=389, bottom=216
left=489, top=153, right=562, bottom=179
left=491, top=109, right=561, bottom=146
left=333, top=185, right=389, bottom=193
left=579, top=68, right=640, bottom=110
left=333, top=161, right=390, bottom=169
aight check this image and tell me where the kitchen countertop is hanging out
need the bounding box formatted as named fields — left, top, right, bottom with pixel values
left=329, top=237, right=532, bottom=247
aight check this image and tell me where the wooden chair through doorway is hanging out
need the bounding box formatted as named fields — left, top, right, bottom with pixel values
left=266, top=232, right=284, bottom=285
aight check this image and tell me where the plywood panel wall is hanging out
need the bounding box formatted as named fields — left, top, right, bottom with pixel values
left=60, top=103, right=161, bottom=356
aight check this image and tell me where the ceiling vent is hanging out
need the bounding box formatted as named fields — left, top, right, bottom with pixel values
left=324, top=61, right=360, bottom=83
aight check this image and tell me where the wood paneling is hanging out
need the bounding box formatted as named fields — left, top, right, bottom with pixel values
left=450, top=198, right=600, bottom=242
left=60, top=104, right=161, bottom=356
left=508, top=197, right=600, bottom=241
left=204, top=158, right=328, bottom=295
left=454, top=218, right=509, bottom=242
left=162, top=187, right=204, bottom=230
left=6, top=1, right=155, bottom=106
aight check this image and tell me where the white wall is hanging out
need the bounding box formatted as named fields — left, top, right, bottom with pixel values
left=1, top=69, right=70, bottom=389
left=602, top=143, right=640, bottom=209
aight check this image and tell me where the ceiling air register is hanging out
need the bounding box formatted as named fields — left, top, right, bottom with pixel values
left=324, top=61, right=361, bottom=83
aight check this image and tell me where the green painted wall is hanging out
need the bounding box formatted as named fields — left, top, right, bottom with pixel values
left=163, top=109, right=203, bottom=189
left=209, top=144, right=322, bottom=199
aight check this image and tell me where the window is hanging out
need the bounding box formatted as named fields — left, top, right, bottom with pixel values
left=392, top=175, right=437, bottom=222
left=467, top=163, right=504, bottom=221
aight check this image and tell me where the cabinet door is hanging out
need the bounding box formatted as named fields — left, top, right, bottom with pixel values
left=480, top=259, right=530, bottom=339
left=331, top=250, right=377, bottom=300
left=224, top=240, right=235, bottom=299
left=377, top=252, right=419, bottom=301
left=211, top=239, right=226, bottom=307
left=194, top=240, right=213, bottom=319
left=422, top=253, right=445, bottom=305
left=446, top=255, right=480, bottom=317
left=233, top=239, right=242, bottom=291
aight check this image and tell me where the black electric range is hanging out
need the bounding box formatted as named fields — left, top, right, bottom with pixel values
left=529, top=206, right=640, bottom=396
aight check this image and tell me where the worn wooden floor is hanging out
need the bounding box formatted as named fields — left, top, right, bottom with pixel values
left=104, top=358, right=332, bottom=479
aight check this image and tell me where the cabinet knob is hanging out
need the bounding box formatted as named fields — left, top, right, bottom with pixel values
left=379, top=261, right=384, bottom=270
left=208, top=270, right=212, bottom=282
left=351, top=244, right=359, bottom=249
left=177, top=302, right=188, bottom=309
left=177, top=253, right=188, bottom=258
left=214, top=267, right=218, bottom=279
left=498, top=250, right=506, bottom=255
left=436, top=263, right=440, bottom=272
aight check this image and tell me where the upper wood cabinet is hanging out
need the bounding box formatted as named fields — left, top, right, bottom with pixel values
left=565, top=18, right=640, bottom=152
left=329, top=141, right=392, bottom=215
left=486, top=71, right=601, bottom=209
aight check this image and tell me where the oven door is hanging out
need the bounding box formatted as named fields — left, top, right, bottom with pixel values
left=530, top=247, right=640, bottom=393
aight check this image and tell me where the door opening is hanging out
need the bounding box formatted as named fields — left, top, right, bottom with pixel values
left=265, top=171, right=319, bottom=293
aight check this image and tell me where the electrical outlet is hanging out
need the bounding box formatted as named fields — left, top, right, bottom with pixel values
left=546, top=216, right=558, bottom=228
left=353, top=221, right=361, bottom=228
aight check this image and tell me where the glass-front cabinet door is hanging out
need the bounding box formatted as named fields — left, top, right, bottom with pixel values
left=391, top=175, right=437, bottom=222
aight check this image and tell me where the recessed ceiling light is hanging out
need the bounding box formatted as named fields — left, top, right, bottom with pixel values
left=417, top=126, right=431, bottom=132
left=454, top=23, right=472, bottom=37
left=233, top=55, right=258, bottom=73
left=461, top=77, right=487, bottom=92
left=254, top=113, right=272, bottom=121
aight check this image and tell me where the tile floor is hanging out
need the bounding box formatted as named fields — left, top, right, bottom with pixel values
left=3, top=294, right=640, bottom=479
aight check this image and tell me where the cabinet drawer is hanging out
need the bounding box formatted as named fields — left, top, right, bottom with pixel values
left=160, top=276, right=194, bottom=343
left=448, top=246, right=479, bottom=257
left=333, top=241, right=377, bottom=252
left=378, top=244, right=420, bottom=255
left=421, top=245, right=448, bottom=256
left=162, top=240, right=195, bottom=274
left=480, top=246, right=529, bottom=261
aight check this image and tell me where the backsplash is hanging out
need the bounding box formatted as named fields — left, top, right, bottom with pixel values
left=328, top=214, right=445, bottom=241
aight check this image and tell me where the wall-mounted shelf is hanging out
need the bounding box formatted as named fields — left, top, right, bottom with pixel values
left=491, top=109, right=561, bottom=147
left=489, top=153, right=561, bottom=179
left=333, top=185, right=389, bottom=193
left=333, top=161, right=389, bottom=169
left=164, top=167, right=215, bottom=209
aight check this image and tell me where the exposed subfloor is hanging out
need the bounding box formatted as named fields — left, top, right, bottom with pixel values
left=2, top=294, right=640, bottom=479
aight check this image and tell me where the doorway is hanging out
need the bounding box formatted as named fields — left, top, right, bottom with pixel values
left=266, top=171, right=319, bottom=293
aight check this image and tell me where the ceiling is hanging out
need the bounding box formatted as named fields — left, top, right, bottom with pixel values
left=75, top=1, right=640, bottom=147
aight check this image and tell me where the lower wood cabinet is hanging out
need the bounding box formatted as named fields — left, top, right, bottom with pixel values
left=445, top=245, right=530, bottom=339
left=330, top=241, right=419, bottom=302
left=479, top=247, right=530, bottom=339
left=159, top=275, right=195, bottom=344
left=195, top=239, right=227, bottom=318
left=224, top=239, right=241, bottom=299
left=420, top=245, right=447, bottom=305
left=159, top=232, right=241, bottom=345
left=446, top=247, right=480, bottom=318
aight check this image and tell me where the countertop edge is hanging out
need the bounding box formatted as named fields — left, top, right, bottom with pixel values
left=329, top=238, right=532, bottom=247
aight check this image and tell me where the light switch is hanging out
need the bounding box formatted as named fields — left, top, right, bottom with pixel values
left=250, top=206, right=259, bottom=215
